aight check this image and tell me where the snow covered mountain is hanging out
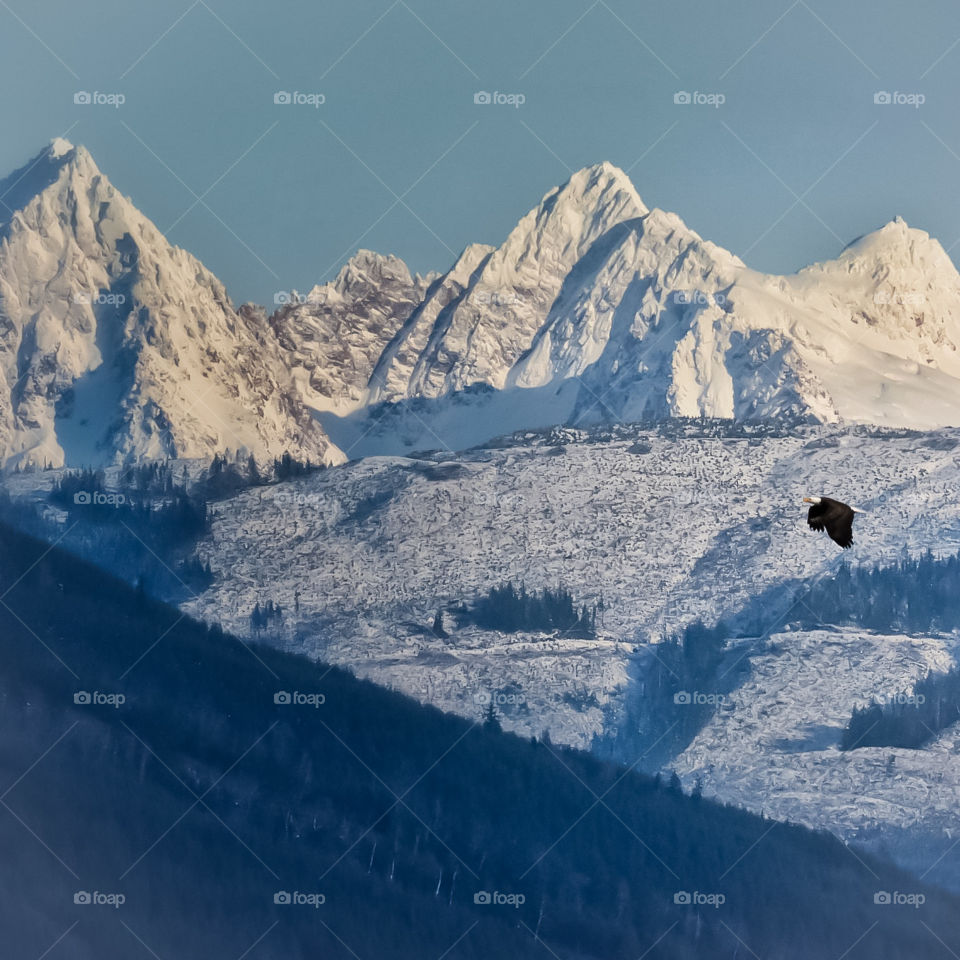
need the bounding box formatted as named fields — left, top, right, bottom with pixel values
left=0, top=139, right=343, bottom=468
left=367, top=162, right=648, bottom=403
left=269, top=250, right=434, bottom=414
left=7, top=140, right=960, bottom=890
left=272, top=165, right=960, bottom=455
left=568, top=214, right=960, bottom=427
left=6, top=140, right=960, bottom=468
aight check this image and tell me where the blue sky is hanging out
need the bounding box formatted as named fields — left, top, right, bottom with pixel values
left=3, top=0, right=960, bottom=306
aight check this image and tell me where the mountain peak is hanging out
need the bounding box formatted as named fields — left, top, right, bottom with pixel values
left=838, top=216, right=934, bottom=257
left=0, top=139, right=343, bottom=467
left=575, top=159, right=634, bottom=186
left=335, top=249, right=412, bottom=291
left=48, top=136, right=74, bottom=159
left=0, top=140, right=94, bottom=232
left=548, top=161, right=646, bottom=216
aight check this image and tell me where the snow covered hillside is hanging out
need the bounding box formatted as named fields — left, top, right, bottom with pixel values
left=6, top=138, right=960, bottom=886
left=0, top=139, right=342, bottom=468
left=168, top=422, right=960, bottom=885
left=673, top=625, right=960, bottom=887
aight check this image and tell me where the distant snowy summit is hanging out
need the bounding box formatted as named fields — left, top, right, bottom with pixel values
left=2, top=140, right=960, bottom=467
left=0, top=139, right=342, bottom=469
left=302, top=165, right=960, bottom=429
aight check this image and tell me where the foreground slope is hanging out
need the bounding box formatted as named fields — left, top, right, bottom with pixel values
left=3, top=521, right=953, bottom=958
left=673, top=625, right=960, bottom=887
left=169, top=421, right=960, bottom=885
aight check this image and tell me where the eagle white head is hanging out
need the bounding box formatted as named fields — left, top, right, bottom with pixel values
left=802, top=496, right=822, bottom=504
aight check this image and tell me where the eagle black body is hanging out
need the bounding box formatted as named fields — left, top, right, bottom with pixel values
left=806, top=496, right=856, bottom=548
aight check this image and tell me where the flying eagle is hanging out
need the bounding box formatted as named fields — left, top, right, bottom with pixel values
left=803, top=496, right=862, bottom=548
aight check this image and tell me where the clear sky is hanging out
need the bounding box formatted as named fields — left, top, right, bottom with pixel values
left=3, top=0, right=960, bottom=306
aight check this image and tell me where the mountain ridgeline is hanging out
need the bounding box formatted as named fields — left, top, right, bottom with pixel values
left=4, top=139, right=960, bottom=470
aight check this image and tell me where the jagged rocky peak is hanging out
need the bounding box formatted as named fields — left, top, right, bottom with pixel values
left=371, top=165, right=650, bottom=402
left=556, top=160, right=647, bottom=215
left=269, top=250, right=433, bottom=414
left=335, top=249, right=416, bottom=291
left=299, top=161, right=960, bottom=435
left=0, top=140, right=343, bottom=468
left=494, top=161, right=648, bottom=274
left=9, top=139, right=960, bottom=467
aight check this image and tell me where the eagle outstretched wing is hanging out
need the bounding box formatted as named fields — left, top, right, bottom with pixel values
left=807, top=498, right=854, bottom=548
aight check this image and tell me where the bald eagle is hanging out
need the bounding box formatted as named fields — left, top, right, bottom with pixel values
left=803, top=496, right=862, bottom=548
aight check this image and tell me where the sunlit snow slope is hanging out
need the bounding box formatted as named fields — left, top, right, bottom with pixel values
left=0, top=140, right=342, bottom=468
